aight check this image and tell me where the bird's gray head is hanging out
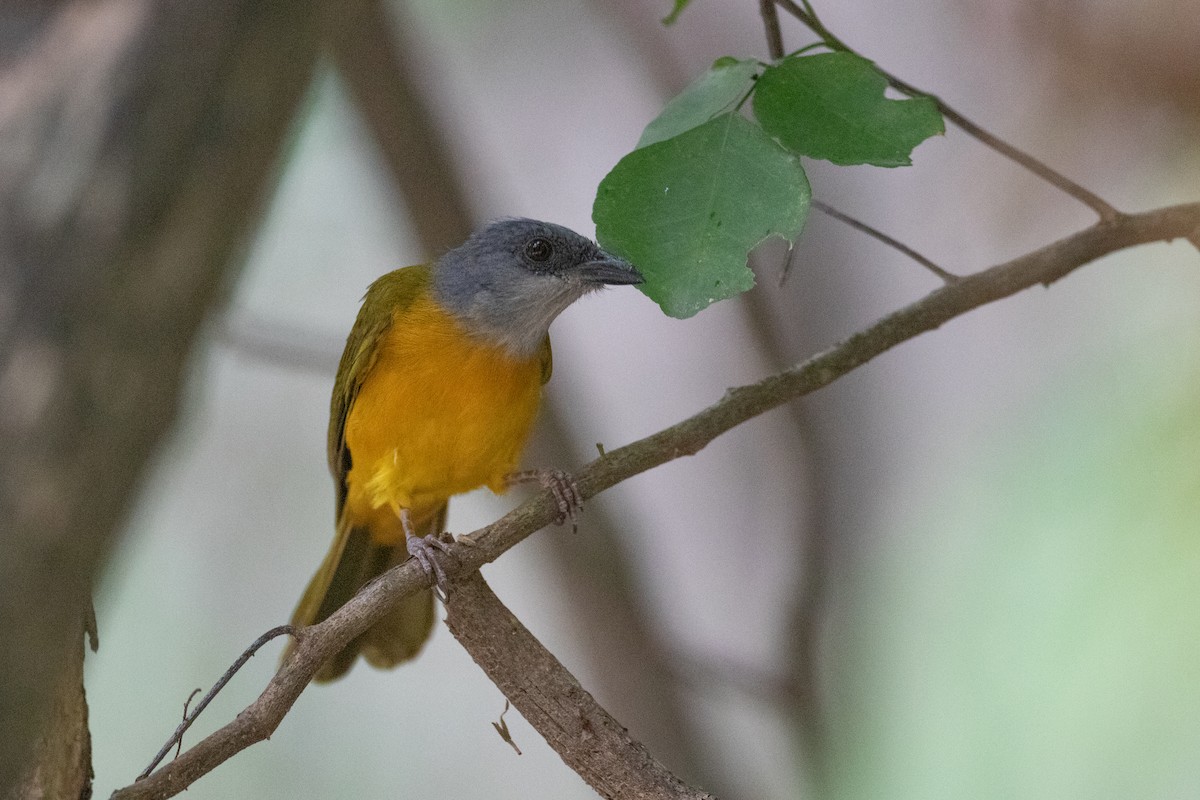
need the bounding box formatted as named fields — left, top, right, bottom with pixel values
left=432, top=218, right=643, bottom=357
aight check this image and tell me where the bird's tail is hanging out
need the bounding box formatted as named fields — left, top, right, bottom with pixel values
left=284, top=504, right=446, bottom=682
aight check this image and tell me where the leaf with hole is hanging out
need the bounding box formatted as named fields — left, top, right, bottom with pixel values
left=594, top=113, right=811, bottom=318
left=754, top=52, right=944, bottom=167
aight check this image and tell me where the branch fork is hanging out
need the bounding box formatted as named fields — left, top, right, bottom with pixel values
left=112, top=201, right=1200, bottom=800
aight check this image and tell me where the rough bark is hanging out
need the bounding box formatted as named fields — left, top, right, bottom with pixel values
left=445, top=573, right=718, bottom=800
left=8, top=628, right=93, bottom=800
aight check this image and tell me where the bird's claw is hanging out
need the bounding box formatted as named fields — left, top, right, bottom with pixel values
left=545, top=470, right=583, bottom=531
left=406, top=533, right=456, bottom=602
left=512, top=469, right=583, bottom=532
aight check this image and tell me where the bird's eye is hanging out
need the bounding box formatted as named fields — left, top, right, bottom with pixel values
left=525, top=237, right=553, bottom=262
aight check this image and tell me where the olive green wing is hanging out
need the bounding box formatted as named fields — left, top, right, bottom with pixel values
left=328, top=264, right=433, bottom=517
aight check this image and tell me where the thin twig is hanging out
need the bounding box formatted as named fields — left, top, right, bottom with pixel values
left=136, top=626, right=296, bottom=780
left=758, top=0, right=785, bottom=60
left=175, top=690, right=201, bottom=760
left=491, top=700, right=522, bottom=756
left=812, top=199, right=959, bottom=282
left=885, top=72, right=1123, bottom=223
left=109, top=201, right=1200, bottom=800
left=770, top=0, right=1122, bottom=222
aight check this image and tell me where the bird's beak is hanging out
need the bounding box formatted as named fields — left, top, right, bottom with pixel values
left=578, top=252, right=644, bottom=286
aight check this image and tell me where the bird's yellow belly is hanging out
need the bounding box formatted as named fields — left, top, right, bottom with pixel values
left=342, top=299, right=543, bottom=543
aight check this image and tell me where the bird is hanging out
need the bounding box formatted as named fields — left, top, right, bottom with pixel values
left=286, top=218, right=643, bottom=681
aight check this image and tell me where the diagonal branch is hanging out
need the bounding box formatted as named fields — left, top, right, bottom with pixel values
left=758, top=0, right=785, bottom=60
left=771, top=0, right=1122, bottom=222
left=444, top=573, right=717, bottom=800
left=110, top=202, right=1200, bottom=800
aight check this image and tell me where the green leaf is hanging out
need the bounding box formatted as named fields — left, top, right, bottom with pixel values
left=661, top=0, right=691, bottom=25
left=594, top=113, right=811, bottom=318
left=753, top=51, right=944, bottom=167
left=637, top=58, right=760, bottom=148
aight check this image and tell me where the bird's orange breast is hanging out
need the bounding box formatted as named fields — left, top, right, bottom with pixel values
left=342, top=293, right=545, bottom=543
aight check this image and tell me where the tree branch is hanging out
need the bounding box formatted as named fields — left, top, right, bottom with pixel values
left=771, top=0, right=1122, bottom=222
left=533, top=412, right=710, bottom=781
left=111, top=202, right=1200, bottom=800
left=758, top=0, right=785, bottom=60
left=444, top=573, right=717, bottom=800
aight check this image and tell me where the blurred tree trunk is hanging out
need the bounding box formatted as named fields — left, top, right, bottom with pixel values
left=0, top=1, right=318, bottom=794
left=323, top=0, right=475, bottom=254
left=7, top=627, right=92, bottom=800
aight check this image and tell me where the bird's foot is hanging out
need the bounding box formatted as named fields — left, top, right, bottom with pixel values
left=406, top=533, right=456, bottom=603
left=506, top=469, right=583, bottom=532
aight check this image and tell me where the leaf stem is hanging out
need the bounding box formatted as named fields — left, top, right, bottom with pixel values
left=782, top=41, right=828, bottom=60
